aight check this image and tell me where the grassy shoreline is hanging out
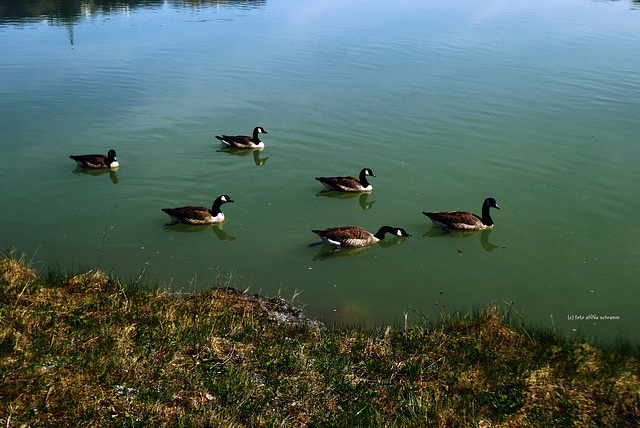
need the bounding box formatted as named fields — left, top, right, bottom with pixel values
left=1, top=253, right=639, bottom=427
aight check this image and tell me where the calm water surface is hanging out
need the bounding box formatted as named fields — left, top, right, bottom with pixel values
left=1, top=0, right=639, bottom=342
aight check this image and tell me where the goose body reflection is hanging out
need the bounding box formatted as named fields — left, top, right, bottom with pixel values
left=315, top=190, right=375, bottom=210
left=218, top=146, right=268, bottom=166
left=424, top=228, right=499, bottom=252
left=72, top=167, right=119, bottom=184
left=313, top=245, right=373, bottom=261
left=163, top=222, right=236, bottom=241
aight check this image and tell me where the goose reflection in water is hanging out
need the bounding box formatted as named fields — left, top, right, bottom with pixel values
left=163, top=223, right=236, bottom=241
left=423, top=228, right=500, bottom=252
left=72, top=167, right=119, bottom=184
left=311, top=234, right=410, bottom=261
left=315, top=190, right=375, bottom=210
left=217, top=146, right=268, bottom=166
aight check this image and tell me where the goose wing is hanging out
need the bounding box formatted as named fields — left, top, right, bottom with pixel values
left=216, top=135, right=254, bottom=148
left=70, top=154, right=108, bottom=169
left=423, top=211, right=483, bottom=230
left=316, top=176, right=363, bottom=192
left=312, top=226, right=375, bottom=247
left=162, top=206, right=211, bottom=223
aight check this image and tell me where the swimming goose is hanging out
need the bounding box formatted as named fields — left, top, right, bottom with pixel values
left=215, top=127, right=267, bottom=149
left=315, top=168, right=375, bottom=192
left=162, top=195, right=234, bottom=225
left=70, top=149, right=119, bottom=169
left=423, top=197, right=500, bottom=231
left=311, top=225, right=411, bottom=248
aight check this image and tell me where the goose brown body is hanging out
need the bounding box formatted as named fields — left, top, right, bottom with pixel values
left=162, top=195, right=234, bottom=225
left=70, top=149, right=119, bottom=169
left=423, top=198, right=500, bottom=231
left=311, top=225, right=411, bottom=247
left=215, top=127, right=267, bottom=149
left=315, top=168, right=375, bottom=192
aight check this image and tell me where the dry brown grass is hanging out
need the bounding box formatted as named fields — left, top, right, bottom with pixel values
left=1, top=254, right=640, bottom=427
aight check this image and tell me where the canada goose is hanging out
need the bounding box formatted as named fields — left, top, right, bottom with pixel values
left=215, top=127, right=267, bottom=149
left=311, top=225, right=411, bottom=248
left=162, top=195, right=234, bottom=225
left=315, top=168, right=375, bottom=192
left=423, top=197, right=500, bottom=231
left=70, top=149, right=119, bottom=169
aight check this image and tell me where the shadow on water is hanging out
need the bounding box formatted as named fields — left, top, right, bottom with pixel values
left=315, top=190, right=375, bottom=210
left=72, top=167, right=119, bottom=184
left=423, top=228, right=501, bottom=253
left=217, top=146, right=268, bottom=166
left=312, top=236, right=409, bottom=261
left=163, top=222, right=236, bottom=241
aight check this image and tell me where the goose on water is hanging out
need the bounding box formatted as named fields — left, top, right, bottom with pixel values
left=311, top=225, right=411, bottom=248
left=215, top=127, right=268, bottom=149
left=315, top=168, right=375, bottom=193
left=162, top=195, right=234, bottom=225
left=423, top=197, right=500, bottom=231
left=70, top=149, right=119, bottom=169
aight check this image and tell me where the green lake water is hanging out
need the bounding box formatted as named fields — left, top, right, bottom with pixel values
left=1, top=0, right=639, bottom=342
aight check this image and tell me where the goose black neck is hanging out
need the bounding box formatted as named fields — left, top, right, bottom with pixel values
left=211, top=198, right=224, bottom=215
left=358, top=169, right=370, bottom=187
left=252, top=128, right=262, bottom=142
left=481, top=202, right=494, bottom=226
left=374, top=226, right=395, bottom=240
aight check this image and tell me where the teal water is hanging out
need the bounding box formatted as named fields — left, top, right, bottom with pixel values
left=1, top=0, right=639, bottom=342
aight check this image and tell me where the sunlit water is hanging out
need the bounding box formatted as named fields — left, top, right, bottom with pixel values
left=1, top=0, right=640, bottom=342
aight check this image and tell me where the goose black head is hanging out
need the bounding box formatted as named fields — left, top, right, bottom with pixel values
left=485, top=198, right=500, bottom=210
left=395, top=227, right=411, bottom=237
